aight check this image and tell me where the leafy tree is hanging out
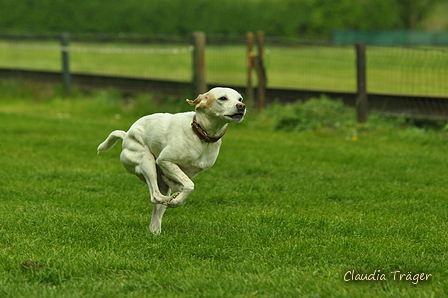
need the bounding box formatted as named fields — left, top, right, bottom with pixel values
left=0, top=0, right=443, bottom=37
left=396, top=0, right=443, bottom=29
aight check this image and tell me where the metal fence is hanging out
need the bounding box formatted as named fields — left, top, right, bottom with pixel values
left=0, top=32, right=447, bottom=120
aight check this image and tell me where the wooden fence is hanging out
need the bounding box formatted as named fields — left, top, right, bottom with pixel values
left=0, top=31, right=447, bottom=121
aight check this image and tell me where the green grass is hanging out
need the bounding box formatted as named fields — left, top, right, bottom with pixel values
left=0, top=82, right=448, bottom=297
left=0, top=40, right=448, bottom=96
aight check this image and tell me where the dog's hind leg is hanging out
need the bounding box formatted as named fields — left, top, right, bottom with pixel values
left=149, top=168, right=170, bottom=234
left=137, top=153, right=174, bottom=205
left=150, top=203, right=167, bottom=234
left=120, top=143, right=175, bottom=233
left=120, top=147, right=173, bottom=205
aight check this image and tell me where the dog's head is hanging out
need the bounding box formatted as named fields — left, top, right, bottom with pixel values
left=187, top=87, right=246, bottom=123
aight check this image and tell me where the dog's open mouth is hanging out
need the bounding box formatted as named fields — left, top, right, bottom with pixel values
left=226, top=113, right=245, bottom=121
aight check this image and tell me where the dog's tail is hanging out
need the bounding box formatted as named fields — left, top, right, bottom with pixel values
left=97, top=130, right=127, bottom=154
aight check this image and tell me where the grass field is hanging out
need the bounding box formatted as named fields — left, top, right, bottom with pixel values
left=0, top=81, right=447, bottom=297
left=0, top=40, right=447, bottom=97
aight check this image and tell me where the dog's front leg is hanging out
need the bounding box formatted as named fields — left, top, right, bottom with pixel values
left=161, top=174, right=183, bottom=193
left=156, top=159, right=194, bottom=208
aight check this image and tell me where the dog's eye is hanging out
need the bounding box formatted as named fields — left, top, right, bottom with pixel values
left=238, top=98, right=243, bottom=102
left=218, top=96, right=228, bottom=101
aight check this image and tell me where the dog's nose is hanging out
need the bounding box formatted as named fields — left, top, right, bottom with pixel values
left=236, top=103, right=246, bottom=111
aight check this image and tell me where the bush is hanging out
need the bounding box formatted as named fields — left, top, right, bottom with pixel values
left=249, top=96, right=448, bottom=145
left=259, top=96, right=357, bottom=133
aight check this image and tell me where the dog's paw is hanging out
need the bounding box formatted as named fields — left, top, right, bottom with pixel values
left=164, top=193, right=182, bottom=208
left=165, top=202, right=182, bottom=208
left=149, top=224, right=162, bottom=234
left=151, top=194, right=172, bottom=204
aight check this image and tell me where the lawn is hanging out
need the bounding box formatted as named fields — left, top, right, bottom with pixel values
left=0, top=39, right=447, bottom=96
left=0, top=82, right=447, bottom=297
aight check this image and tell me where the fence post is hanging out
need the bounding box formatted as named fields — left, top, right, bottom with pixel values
left=192, top=31, right=206, bottom=95
left=246, top=32, right=255, bottom=108
left=256, top=31, right=266, bottom=110
left=61, top=32, right=72, bottom=94
left=356, top=43, right=368, bottom=123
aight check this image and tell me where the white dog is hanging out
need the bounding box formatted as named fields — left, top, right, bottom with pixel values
left=97, top=87, right=246, bottom=233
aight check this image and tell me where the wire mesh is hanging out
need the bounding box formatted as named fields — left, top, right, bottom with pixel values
left=367, top=46, right=448, bottom=97
left=69, top=42, right=193, bottom=81
left=264, top=44, right=356, bottom=92
left=0, top=34, right=447, bottom=99
left=0, top=40, right=61, bottom=71
left=0, top=37, right=194, bottom=82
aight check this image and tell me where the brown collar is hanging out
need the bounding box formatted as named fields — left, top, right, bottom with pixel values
left=191, top=115, right=227, bottom=143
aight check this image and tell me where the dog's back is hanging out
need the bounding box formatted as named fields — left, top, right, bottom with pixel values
left=124, top=112, right=195, bottom=157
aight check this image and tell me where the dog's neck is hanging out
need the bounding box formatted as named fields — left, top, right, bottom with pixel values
left=191, top=114, right=228, bottom=143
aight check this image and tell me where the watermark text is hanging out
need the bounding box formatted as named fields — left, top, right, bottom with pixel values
left=343, top=270, right=432, bottom=285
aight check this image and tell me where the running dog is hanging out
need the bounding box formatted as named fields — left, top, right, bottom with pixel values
left=97, top=87, right=246, bottom=233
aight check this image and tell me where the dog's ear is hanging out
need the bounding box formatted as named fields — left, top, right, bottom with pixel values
left=186, top=93, right=206, bottom=107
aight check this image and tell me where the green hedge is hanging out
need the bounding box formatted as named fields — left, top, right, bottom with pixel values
left=0, top=0, right=439, bottom=37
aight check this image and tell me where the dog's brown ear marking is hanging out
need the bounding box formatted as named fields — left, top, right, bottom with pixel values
left=186, top=94, right=204, bottom=106
left=187, top=93, right=211, bottom=110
